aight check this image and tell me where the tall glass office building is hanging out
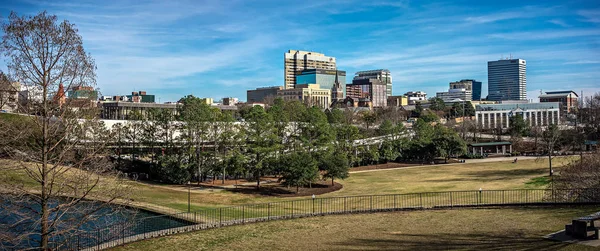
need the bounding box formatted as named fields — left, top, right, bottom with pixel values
left=296, top=69, right=346, bottom=97
left=353, top=69, right=392, bottom=97
left=487, top=59, right=526, bottom=101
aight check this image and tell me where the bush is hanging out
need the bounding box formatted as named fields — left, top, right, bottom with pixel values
left=460, top=153, right=483, bottom=159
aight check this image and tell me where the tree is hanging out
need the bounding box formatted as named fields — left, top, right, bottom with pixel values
left=419, top=111, right=440, bottom=123
left=379, top=140, right=399, bottom=163
left=124, top=110, right=144, bottom=162
left=553, top=151, right=600, bottom=200
left=360, top=111, right=377, bottom=129
left=413, top=102, right=423, bottom=117
left=0, top=11, right=129, bottom=249
left=178, top=95, right=213, bottom=183
left=300, top=106, right=333, bottom=153
left=433, top=125, right=467, bottom=162
left=244, top=106, right=278, bottom=190
left=542, top=123, right=561, bottom=176
left=428, top=97, right=446, bottom=111
left=279, top=152, right=319, bottom=193
left=320, top=152, right=349, bottom=186
left=326, top=108, right=345, bottom=124
left=377, top=119, right=394, bottom=136
left=509, top=114, right=529, bottom=137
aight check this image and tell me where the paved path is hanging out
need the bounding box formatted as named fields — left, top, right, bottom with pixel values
left=349, top=155, right=570, bottom=174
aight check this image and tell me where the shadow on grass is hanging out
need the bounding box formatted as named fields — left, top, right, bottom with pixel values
left=332, top=232, right=572, bottom=251
left=425, top=168, right=548, bottom=183
left=224, top=182, right=343, bottom=197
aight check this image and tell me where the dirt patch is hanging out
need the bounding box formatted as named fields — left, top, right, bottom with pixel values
left=350, top=162, right=421, bottom=172
left=226, top=181, right=343, bottom=197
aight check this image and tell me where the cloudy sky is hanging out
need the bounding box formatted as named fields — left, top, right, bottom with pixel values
left=1, top=0, right=599, bottom=102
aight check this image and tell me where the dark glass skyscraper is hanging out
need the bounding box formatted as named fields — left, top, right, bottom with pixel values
left=487, top=59, right=527, bottom=101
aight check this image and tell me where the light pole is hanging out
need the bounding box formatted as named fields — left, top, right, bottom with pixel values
left=187, top=181, right=191, bottom=213
left=462, top=99, right=466, bottom=140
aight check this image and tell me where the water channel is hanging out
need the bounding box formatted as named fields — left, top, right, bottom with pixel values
left=0, top=196, right=191, bottom=249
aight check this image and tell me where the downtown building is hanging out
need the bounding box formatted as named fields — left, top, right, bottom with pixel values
left=284, top=50, right=336, bottom=90
left=475, top=102, right=560, bottom=129
left=539, top=90, right=579, bottom=115
left=296, top=69, right=346, bottom=101
left=353, top=69, right=392, bottom=97
left=346, top=78, right=387, bottom=108
left=436, top=79, right=482, bottom=102
left=246, top=86, right=283, bottom=103
left=404, top=91, right=427, bottom=105
left=277, top=84, right=331, bottom=109
left=487, top=59, right=527, bottom=101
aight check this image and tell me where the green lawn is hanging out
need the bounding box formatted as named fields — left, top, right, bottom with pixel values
left=113, top=206, right=600, bottom=251
left=1, top=156, right=575, bottom=213
left=129, top=157, right=573, bottom=212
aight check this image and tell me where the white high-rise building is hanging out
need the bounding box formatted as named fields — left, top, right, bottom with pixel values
left=487, top=59, right=526, bottom=101
left=284, top=50, right=336, bottom=89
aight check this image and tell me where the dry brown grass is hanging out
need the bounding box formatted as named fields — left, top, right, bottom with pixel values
left=1, top=157, right=575, bottom=212
left=112, top=206, right=600, bottom=251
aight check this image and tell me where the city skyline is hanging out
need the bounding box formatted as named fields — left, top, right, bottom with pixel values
left=1, top=0, right=599, bottom=102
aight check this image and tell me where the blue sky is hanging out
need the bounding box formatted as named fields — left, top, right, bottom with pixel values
left=1, top=0, right=599, bottom=102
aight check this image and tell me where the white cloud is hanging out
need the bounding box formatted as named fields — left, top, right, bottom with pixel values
left=547, top=19, right=570, bottom=27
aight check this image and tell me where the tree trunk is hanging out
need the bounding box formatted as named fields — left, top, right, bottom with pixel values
left=549, top=153, right=553, bottom=176
left=331, top=177, right=334, bottom=187
left=296, top=185, right=299, bottom=193
left=222, top=161, right=226, bottom=185
left=256, top=172, right=261, bottom=190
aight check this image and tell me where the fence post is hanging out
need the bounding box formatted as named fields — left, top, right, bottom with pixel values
left=450, top=192, right=453, bottom=208
left=370, top=195, right=373, bottom=211
left=242, top=205, right=245, bottom=223
left=320, top=198, right=323, bottom=215
left=394, top=194, right=397, bottom=209
left=219, top=208, right=222, bottom=227
left=419, top=193, right=423, bottom=208
left=268, top=203, right=271, bottom=220
left=502, top=190, right=505, bottom=204
left=312, top=198, right=315, bottom=215
left=344, top=197, right=347, bottom=213
left=526, top=190, right=528, bottom=204
left=292, top=201, right=294, bottom=218
left=97, top=228, right=100, bottom=251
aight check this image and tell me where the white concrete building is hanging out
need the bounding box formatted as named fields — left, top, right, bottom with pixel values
left=475, top=102, right=560, bottom=129
left=404, top=91, right=427, bottom=105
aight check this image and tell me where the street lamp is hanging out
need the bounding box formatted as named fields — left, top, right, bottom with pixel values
left=187, top=181, right=191, bottom=213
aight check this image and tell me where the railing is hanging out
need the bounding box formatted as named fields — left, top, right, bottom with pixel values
left=55, top=188, right=599, bottom=250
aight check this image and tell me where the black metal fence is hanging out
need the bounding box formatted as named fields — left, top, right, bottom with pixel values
left=56, top=188, right=600, bottom=250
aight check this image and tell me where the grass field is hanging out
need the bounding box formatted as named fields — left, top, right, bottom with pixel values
left=129, top=157, right=573, bottom=212
left=112, top=206, right=600, bottom=251
left=1, top=156, right=575, bottom=213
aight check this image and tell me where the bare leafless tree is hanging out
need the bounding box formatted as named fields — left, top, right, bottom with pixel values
left=0, top=11, right=129, bottom=250
left=542, top=124, right=561, bottom=176
left=553, top=150, right=600, bottom=201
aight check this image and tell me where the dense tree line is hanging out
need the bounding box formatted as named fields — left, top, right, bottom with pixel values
left=110, top=96, right=468, bottom=190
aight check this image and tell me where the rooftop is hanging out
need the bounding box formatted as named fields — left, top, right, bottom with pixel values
left=469, top=141, right=512, bottom=147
